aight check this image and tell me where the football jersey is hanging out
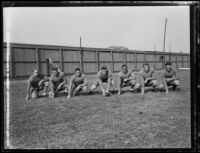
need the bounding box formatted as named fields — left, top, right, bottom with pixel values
left=118, top=69, right=135, bottom=80
left=162, top=68, right=176, bottom=78
left=139, top=67, right=155, bottom=80
left=49, top=71, right=65, bottom=85
left=97, top=70, right=112, bottom=79
left=71, top=74, right=86, bottom=86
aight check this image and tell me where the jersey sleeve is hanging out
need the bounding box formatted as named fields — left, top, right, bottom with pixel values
left=70, top=75, right=75, bottom=83
left=28, top=75, right=34, bottom=81
left=118, top=71, right=123, bottom=77
left=97, top=71, right=101, bottom=78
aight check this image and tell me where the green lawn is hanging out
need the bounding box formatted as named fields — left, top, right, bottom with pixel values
left=4, top=70, right=191, bottom=149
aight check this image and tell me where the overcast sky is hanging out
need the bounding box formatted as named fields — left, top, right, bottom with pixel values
left=3, top=6, right=190, bottom=53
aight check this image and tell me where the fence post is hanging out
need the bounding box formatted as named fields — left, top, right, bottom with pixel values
left=144, top=51, right=147, bottom=63
left=59, top=49, right=63, bottom=72
left=96, top=50, right=100, bottom=72
left=111, top=50, right=114, bottom=72
left=154, top=51, right=156, bottom=69
left=80, top=47, right=84, bottom=73
left=36, top=47, right=40, bottom=72
left=10, top=45, right=14, bottom=78
left=46, top=58, right=50, bottom=77
left=181, top=52, right=184, bottom=68
left=134, top=51, right=137, bottom=71
left=124, top=50, right=127, bottom=64
left=176, top=53, right=178, bottom=69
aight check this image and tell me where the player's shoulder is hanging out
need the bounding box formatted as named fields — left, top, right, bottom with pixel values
left=59, top=71, right=64, bottom=76
left=49, top=74, right=55, bottom=80
left=150, top=67, right=155, bottom=72
left=171, top=67, right=177, bottom=72
left=97, top=71, right=101, bottom=76
left=81, top=73, right=86, bottom=78
left=128, top=69, right=133, bottom=74
left=108, top=70, right=112, bottom=75
left=118, top=71, right=123, bottom=76
left=29, top=74, right=35, bottom=80
left=139, top=68, right=144, bottom=73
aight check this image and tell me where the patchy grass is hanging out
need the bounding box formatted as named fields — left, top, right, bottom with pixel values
left=4, top=70, right=191, bottom=149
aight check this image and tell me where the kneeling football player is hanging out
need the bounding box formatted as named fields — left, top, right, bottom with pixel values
left=90, top=66, right=114, bottom=97
left=159, top=62, right=180, bottom=93
left=137, top=63, right=158, bottom=95
left=118, top=64, right=138, bottom=95
left=67, top=68, right=88, bottom=98
left=25, top=69, right=49, bottom=100
left=49, top=67, right=68, bottom=98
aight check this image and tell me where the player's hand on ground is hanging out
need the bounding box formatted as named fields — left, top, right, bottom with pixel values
left=166, top=90, right=169, bottom=94
left=67, top=95, right=71, bottom=99
left=117, top=91, right=121, bottom=95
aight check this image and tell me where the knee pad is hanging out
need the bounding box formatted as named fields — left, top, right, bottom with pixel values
left=174, top=80, right=179, bottom=85
left=82, top=86, right=88, bottom=92
left=135, top=83, right=141, bottom=89
left=159, top=84, right=164, bottom=89
left=31, top=90, right=38, bottom=99
left=111, top=80, right=115, bottom=86
left=91, top=85, right=96, bottom=91
left=152, top=80, right=158, bottom=86
left=130, top=80, right=136, bottom=85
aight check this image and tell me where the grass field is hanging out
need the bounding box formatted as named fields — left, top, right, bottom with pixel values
left=4, top=70, right=191, bottom=149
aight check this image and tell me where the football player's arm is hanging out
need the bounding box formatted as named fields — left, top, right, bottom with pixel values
left=49, top=77, right=55, bottom=96
left=140, top=73, right=145, bottom=95
left=146, top=69, right=156, bottom=82
left=162, top=75, right=169, bottom=93
left=106, top=77, right=111, bottom=92
left=129, top=71, right=136, bottom=80
left=118, top=75, right=123, bottom=93
left=97, top=76, right=105, bottom=94
left=25, top=78, right=32, bottom=99
left=68, top=76, right=74, bottom=96
left=59, top=74, right=67, bottom=86
left=38, top=76, right=45, bottom=86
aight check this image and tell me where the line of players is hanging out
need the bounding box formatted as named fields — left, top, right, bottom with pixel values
left=25, top=62, right=180, bottom=100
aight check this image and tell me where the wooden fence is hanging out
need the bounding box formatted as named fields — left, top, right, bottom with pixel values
left=3, top=43, right=190, bottom=78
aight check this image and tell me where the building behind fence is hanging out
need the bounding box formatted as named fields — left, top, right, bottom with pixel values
left=3, top=43, right=190, bottom=78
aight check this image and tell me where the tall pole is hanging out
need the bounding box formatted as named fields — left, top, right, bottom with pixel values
left=154, top=44, right=156, bottom=51
left=80, top=37, right=83, bottom=72
left=80, top=37, right=82, bottom=48
left=163, top=18, right=167, bottom=67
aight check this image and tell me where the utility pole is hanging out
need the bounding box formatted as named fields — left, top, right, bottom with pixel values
left=163, top=18, right=167, bottom=67
left=80, top=37, right=82, bottom=48
left=80, top=37, right=83, bottom=72
left=154, top=44, right=156, bottom=51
